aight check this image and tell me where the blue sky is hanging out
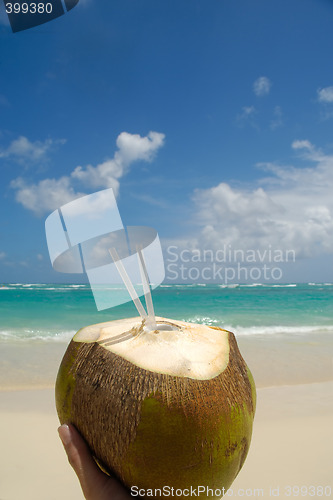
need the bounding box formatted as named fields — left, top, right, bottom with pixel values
left=1, top=0, right=333, bottom=283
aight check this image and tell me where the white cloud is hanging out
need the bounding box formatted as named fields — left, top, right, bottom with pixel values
left=241, top=105, right=256, bottom=117
left=291, top=139, right=314, bottom=151
left=71, top=131, right=164, bottom=192
left=193, top=141, right=333, bottom=258
left=253, top=76, right=271, bottom=97
left=0, top=252, right=6, bottom=260
left=11, top=131, right=165, bottom=216
left=291, top=140, right=327, bottom=163
left=317, top=86, right=333, bottom=103
left=0, top=136, right=65, bottom=163
left=11, top=177, right=84, bottom=216
left=236, top=106, right=258, bottom=128
left=270, top=106, right=283, bottom=130
left=71, top=160, right=121, bottom=192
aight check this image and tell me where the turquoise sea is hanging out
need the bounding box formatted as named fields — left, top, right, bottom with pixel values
left=1, top=283, right=332, bottom=388
left=0, top=282, right=333, bottom=342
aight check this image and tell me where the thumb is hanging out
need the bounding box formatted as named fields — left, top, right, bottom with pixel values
left=58, top=423, right=110, bottom=499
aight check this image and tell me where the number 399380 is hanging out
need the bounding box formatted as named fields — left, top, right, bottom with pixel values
left=5, top=2, right=53, bottom=14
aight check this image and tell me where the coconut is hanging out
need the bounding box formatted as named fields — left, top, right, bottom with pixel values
left=56, top=317, right=256, bottom=498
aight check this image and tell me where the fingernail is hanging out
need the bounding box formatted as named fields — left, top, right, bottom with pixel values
left=58, top=424, right=72, bottom=446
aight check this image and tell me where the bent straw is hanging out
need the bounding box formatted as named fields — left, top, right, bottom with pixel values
left=137, top=245, right=157, bottom=329
left=108, top=247, right=148, bottom=321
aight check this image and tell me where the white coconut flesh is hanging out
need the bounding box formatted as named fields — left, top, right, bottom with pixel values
left=74, top=317, right=230, bottom=381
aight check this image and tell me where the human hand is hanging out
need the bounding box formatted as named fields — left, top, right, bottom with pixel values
left=58, top=424, right=132, bottom=500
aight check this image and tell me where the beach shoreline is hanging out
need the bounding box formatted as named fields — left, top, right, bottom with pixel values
left=1, top=330, right=333, bottom=390
left=1, top=283, right=332, bottom=498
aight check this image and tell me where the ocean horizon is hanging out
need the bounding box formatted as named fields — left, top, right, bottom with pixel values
left=1, top=282, right=332, bottom=389
left=1, top=282, right=332, bottom=343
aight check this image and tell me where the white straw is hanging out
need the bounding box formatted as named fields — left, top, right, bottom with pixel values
left=109, top=248, right=148, bottom=321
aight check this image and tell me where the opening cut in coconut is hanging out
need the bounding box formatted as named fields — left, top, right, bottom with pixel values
left=74, top=317, right=230, bottom=380
left=144, top=322, right=180, bottom=332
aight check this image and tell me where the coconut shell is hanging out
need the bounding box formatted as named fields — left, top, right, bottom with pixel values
left=56, top=321, right=256, bottom=498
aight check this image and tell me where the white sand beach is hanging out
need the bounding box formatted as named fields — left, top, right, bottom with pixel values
left=0, top=378, right=332, bottom=499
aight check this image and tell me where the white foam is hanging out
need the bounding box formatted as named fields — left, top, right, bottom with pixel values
left=239, top=283, right=263, bottom=287
left=43, top=287, right=71, bottom=290
left=218, top=284, right=239, bottom=288
left=308, top=282, right=333, bottom=286
left=271, top=284, right=297, bottom=287
left=179, top=319, right=333, bottom=337
left=0, top=329, right=75, bottom=343
left=234, top=324, right=333, bottom=336
left=183, top=316, right=221, bottom=326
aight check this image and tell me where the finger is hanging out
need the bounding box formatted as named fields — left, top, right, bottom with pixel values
left=58, top=423, right=109, bottom=499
